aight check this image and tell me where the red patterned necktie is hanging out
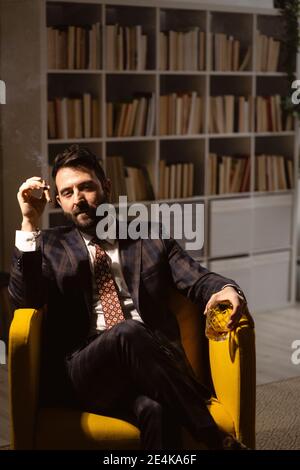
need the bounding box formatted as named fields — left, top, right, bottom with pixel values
left=93, top=239, right=125, bottom=329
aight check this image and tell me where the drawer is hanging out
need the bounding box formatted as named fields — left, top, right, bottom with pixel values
left=252, top=195, right=292, bottom=252
left=210, top=198, right=253, bottom=257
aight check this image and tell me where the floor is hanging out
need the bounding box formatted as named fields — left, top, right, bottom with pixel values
left=254, top=305, right=300, bottom=385
left=1, top=304, right=300, bottom=447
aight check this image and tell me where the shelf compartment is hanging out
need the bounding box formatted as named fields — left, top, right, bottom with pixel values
left=210, top=11, right=253, bottom=72
left=48, top=74, right=102, bottom=139
left=106, top=140, right=156, bottom=202
left=160, top=139, right=205, bottom=198
left=160, top=8, right=207, bottom=72
left=47, top=2, right=102, bottom=70
left=255, top=135, right=295, bottom=192
left=208, top=137, right=251, bottom=196
left=105, top=4, right=156, bottom=70
left=255, top=77, right=294, bottom=132
left=106, top=74, right=156, bottom=138
left=256, top=14, right=288, bottom=74
left=209, top=76, right=253, bottom=134
left=160, top=75, right=206, bottom=135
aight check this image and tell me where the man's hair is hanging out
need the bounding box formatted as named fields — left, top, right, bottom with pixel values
left=52, top=144, right=106, bottom=184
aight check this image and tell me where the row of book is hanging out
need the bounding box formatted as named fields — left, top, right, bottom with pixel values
left=48, top=94, right=100, bottom=139
left=106, top=94, right=155, bottom=137
left=212, top=33, right=251, bottom=72
left=160, top=29, right=205, bottom=71
left=208, top=154, right=250, bottom=195
left=47, top=93, right=294, bottom=139
left=47, top=23, right=147, bottom=70
left=210, top=96, right=252, bottom=134
left=121, top=93, right=300, bottom=141
left=256, top=33, right=281, bottom=72
left=160, top=93, right=202, bottom=135
left=47, top=24, right=101, bottom=70
left=106, top=24, right=148, bottom=70
left=255, top=95, right=293, bottom=132
left=159, top=30, right=251, bottom=72
left=210, top=95, right=293, bottom=134
left=256, top=154, right=293, bottom=191
left=106, top=156, right=154, bottom=202
left=208, top=153, right=293, bottom=195
left=158, top=161, right=194, bottom=199
left=46, top=24, right=281, bottom=73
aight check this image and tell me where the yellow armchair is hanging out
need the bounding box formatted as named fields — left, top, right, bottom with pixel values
left=9, top=292, right=255, bottom=450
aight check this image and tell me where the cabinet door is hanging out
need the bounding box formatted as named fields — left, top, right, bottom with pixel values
left=251, top=251, right=290, bottom=311
left=209, top=198, right=253, bottom=257
left=252, top=195, right=292, bottom=252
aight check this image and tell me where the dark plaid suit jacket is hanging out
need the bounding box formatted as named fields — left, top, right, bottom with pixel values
left=9, top=224, right=238, bottom=405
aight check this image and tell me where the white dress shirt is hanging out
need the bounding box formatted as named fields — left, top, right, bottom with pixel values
left=15, top=230, right=143, bottom=335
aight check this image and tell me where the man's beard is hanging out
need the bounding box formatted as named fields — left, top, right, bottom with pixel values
left=63, top=196, right=108, bottom=233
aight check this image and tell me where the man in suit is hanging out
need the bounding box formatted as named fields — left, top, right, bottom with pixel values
left=9, top=144, right=248, bottom=450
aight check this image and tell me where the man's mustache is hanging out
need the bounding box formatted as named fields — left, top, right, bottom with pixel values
left=72, top=203, right=94, bottom=216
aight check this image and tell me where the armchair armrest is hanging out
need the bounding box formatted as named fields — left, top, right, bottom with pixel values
left=209, top=316, right=256, bottom=449
left=8, top=308, right=44, bottom=449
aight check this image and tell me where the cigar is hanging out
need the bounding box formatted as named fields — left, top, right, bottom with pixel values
left=43, top=187, right=52, bottom=203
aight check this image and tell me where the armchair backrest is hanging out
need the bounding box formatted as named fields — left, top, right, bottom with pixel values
left=0, top=272, right=13, bottom=346
left=9, top=308, right=43, bottom=449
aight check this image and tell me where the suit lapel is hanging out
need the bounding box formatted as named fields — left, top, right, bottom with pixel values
left=60, top=228, right=93, bottom=316
left=119, top=237, right=141, bottom=313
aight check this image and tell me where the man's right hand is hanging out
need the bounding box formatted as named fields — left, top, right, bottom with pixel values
left=17, top=177, right=50, bottom=231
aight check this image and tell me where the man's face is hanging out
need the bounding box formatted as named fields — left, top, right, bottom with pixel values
left=55, top=166, right=110, bottom=231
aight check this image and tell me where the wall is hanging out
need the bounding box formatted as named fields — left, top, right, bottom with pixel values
left=0, top=2, right=3, bottom=271
left=0, top=0, right=44, bottom=271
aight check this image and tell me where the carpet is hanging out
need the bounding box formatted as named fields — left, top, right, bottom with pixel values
left=256, top=376, right=300, bottom=450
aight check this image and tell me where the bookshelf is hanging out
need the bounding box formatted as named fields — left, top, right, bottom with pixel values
left=37, top=0, right=299, bottom=312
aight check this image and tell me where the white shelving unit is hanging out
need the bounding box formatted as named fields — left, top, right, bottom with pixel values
left=40, top=0, right=299, bottom=313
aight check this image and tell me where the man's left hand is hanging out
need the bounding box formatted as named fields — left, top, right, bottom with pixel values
left=204, top=286, right=247, bottom=330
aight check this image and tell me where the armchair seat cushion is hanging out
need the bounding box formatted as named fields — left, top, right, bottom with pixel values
left=34, top=397, right=235, bottom=449
left=35, top=408, right=140, bottom=450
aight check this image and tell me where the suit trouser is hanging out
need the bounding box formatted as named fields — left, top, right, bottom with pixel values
left=65, top=319, right=221, bottom=450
